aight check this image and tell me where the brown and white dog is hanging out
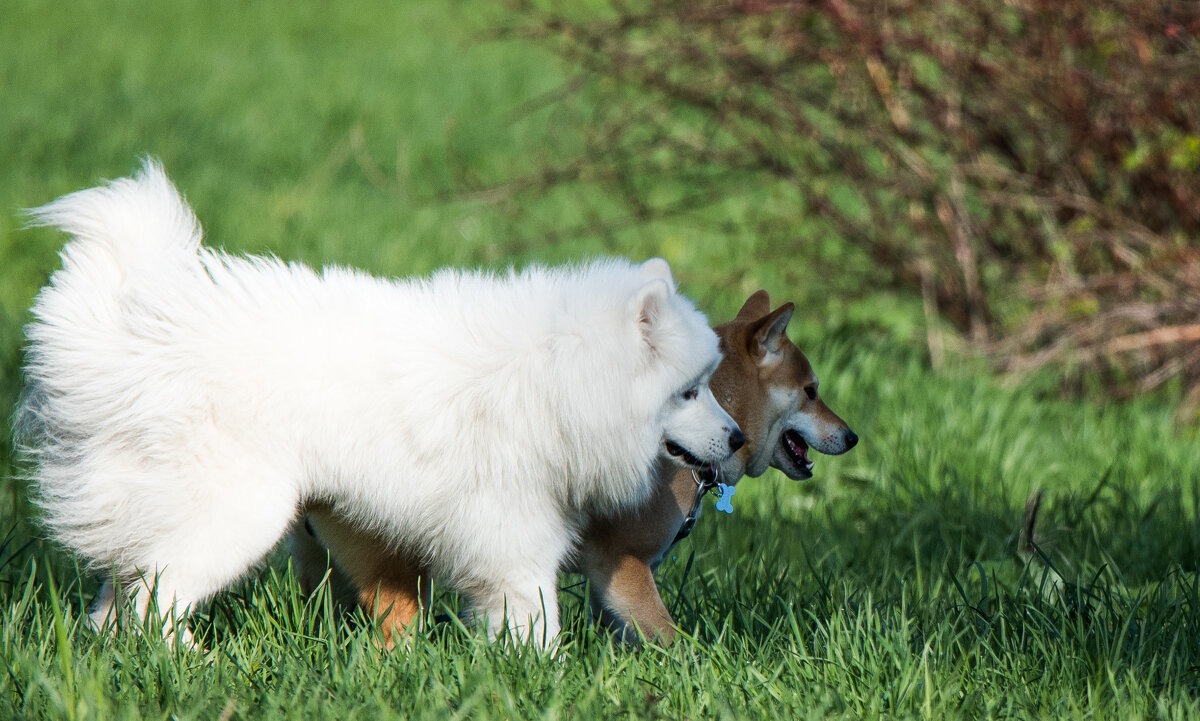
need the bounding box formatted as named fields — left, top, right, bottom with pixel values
left=288, top=290, right=857, bottom=644
left=576, top=289, right=858, bottom=641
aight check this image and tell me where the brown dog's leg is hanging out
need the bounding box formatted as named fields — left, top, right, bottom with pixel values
left=288, top=513, right=362, bottom=612
left=288, top=516, right=336, bottom=596
left=578, top=469, right=692, bottom=643
left=586, top=554, right=677, bottom=643
left=306, top=510, right=430, bottom=648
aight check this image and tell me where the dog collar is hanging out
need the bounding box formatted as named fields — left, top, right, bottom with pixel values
left=672, top=467, right=733, bottom=546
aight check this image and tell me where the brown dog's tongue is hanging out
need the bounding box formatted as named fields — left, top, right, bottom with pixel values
left=785, top=431, right=808, bottom=462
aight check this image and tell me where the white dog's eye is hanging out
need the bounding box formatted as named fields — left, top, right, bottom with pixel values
left=682, top=387, right=698, bottom=401
left=805, top=385, right=817, bottom=400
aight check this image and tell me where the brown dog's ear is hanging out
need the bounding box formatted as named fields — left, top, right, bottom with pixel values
left=735, top=290, right=771, bottom=321
left=748, top=302, right=795, bottom=363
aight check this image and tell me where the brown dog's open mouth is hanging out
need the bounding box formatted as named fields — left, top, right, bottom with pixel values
left=781, top=430, right=815, bottom=473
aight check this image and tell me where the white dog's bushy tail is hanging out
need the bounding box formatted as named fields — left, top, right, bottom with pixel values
left=17, top=160, right=207, bottom=568
left=27, top=158, right=202, bottom=286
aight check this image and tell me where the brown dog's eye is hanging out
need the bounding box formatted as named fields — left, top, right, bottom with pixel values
left=804, top=385, right=817, bottom=400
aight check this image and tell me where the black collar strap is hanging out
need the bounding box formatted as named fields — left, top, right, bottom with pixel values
left=671, top=467, right=719, bottom=547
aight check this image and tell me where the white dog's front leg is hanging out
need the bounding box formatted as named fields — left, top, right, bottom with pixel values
left=472, top=579, right=561, bottom=649
left=86, top=573, right=198, bottom=649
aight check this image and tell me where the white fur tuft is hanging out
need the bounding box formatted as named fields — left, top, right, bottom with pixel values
left=27, top=159, right=201, bottom=282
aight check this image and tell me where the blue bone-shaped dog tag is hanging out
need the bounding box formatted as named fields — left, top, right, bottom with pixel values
left=714, top=483, right=735, bottom=514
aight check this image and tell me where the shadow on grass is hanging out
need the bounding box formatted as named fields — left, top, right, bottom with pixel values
left=642, top=468, right=1200, bottom=700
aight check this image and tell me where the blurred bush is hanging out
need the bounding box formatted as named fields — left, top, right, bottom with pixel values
left=499, top=0, right=1200, bottom=412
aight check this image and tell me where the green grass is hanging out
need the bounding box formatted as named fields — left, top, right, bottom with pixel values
left=1, top=1, right=1198, bottom=719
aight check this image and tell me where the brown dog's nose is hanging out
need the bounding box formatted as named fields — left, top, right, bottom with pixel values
left=729, top=428, right=745, bottom=452
left=844, top=429, right=859, bottom=449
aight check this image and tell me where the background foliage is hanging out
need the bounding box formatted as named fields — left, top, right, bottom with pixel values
left=497, top=0, right=1200, bottom=410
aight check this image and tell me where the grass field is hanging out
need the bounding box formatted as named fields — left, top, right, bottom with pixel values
left=2, top=1, right=1198, bottom=719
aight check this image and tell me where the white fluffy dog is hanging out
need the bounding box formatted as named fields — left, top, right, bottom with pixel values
left=16, top=161, right=742, bottom=646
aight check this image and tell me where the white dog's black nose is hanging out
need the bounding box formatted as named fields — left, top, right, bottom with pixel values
left=729, top=428, right=745, bottom=452
left=844, top=429, right=859, bottom=449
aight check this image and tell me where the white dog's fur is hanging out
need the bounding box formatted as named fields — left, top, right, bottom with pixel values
left=16, top=160, right=739, bottom=646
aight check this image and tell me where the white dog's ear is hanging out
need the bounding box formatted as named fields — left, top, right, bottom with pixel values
left=630, top=278, right=672, bottom=348
left=638, top=258, right=675, bottom=290
left=749, top=302, right=794, bottom=364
